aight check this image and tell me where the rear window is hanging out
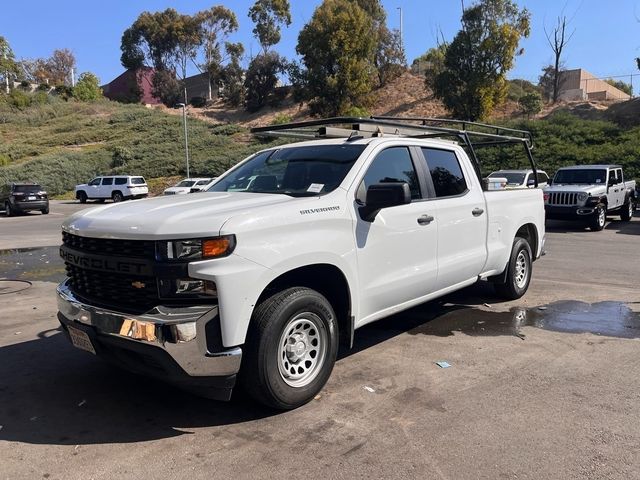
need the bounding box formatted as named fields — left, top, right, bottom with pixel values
left=130, top=177, right=146, bottom=185
left=14, top=185, right=42, bottom=193
left=114, top=178, right=127, bottom=185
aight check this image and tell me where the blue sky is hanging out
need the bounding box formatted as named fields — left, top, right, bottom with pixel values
left=2, top=0, right=639, bottom=85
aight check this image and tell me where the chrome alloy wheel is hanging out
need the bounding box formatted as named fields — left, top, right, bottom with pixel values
left=277, top=313, right=328, bottom=388
left=514, top=250, right=529, bottom=289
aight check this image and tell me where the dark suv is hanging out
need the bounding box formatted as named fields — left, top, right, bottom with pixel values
left=1, top=183, right=50, bottom=216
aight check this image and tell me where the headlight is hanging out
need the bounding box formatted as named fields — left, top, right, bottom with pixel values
left=577, top=193, right=588, bottom=202
left=158, top=235, right=236, bottom=260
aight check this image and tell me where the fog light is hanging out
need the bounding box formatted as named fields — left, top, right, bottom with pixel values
left=175, top=279, right=217, bottom=296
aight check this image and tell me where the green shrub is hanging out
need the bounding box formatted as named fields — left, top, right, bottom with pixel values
left=111, top=146, right=133, bottom=168
left=342, top=106, right=370, bottom=118
left=9, top=89, right=31, bottom=109
left=54, top=85, right=73, bottom=101
left=37, top=84, right=50, bottom=92
left=19, top=80, right=31, bottom=90
left=271, top=113, right=292, bottom=125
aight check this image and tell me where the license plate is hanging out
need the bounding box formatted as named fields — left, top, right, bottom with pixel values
left=68, top=325, right=96, bottom=355
left=28, top=196, right=36, bottom=200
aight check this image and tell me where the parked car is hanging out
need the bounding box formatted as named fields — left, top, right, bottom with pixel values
left=164, top=178, right=213, bottom=195
left=189, top=177, right=218, bottom=193
left=56, top=118, right=545, bottom=409
left=1, top=182, right=49, bottom=216
left=543, top=164, right=636, bottom=230
left=488, top=169, right=549, bottom=188
left=75, top=176, right=148, bottom=203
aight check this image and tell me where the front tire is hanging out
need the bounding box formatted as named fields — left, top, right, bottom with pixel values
left=620, top=200, right=634, bottom=222
left=590, top=204, right=606, bottom=231
left=494, top=237, right=532, bottom=300
left=77, top=191, right=87, bottom=204
left=4, top=202, right=12, bottom=217
left=240, top=287, right=339, bottom=410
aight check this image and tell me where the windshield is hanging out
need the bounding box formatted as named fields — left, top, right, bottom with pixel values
left=489, top=172, right=526, bottom=185
left=14, top=185, right=42, bottom=193
left=553, top=169, right=607, bottom=185
left=195, top=179, right=211, bottom=186
left=176, top=180, right=196, bottom=187
left=209, top=144, right=366, bottom=196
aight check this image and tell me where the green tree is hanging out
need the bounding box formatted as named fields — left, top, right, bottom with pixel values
left=375, top=27, right=406, bottom=86
left=539, top=64, right=566, bottom=102
left=518, top=92, right=542, bottom=119
left=245, top=0, right=291, bottom=111
left=0, top=36, right=18, bottom=93
left=196, top=6, right=239, bottom=100
left=297, top=0, right=377, bottom=116
left=604, top=78, right=632, bottom=96
left=248, top=0, right=291, bottom=54
left=73, top=72, right=103, bottom=101
left=418, top=44, right=448, bottom=92
left=432, top=0, right=530, bottom=120
left=220, top=42, right=245, bottom=106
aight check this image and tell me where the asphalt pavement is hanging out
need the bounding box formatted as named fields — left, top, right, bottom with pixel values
left=1, top=200, right=639, bottom=479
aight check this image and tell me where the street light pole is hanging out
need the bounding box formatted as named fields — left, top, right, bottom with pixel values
left=177, top=103, right=190, bottom=178
left=397, top=7, right=403, bottom=46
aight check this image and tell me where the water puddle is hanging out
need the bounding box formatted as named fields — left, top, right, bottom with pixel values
left=408, top=301, right=640, bottom=340
left=0, top=246, right=66, bottom=283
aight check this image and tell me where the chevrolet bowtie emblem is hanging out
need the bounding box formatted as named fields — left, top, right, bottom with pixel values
left=131, top=281, right=146, bottom=289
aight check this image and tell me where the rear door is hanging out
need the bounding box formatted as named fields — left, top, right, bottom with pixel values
left=608, top=169, right=625, bottom=209
left=418, top=147, right=488, bottom=290
left=354, top=145, right=438, bottom=323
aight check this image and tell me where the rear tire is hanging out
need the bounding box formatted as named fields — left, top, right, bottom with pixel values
left=494, top=237, right=532, bottom=300
left=240, top=287, right=339, bottom=410
left=112, top=191, right=124, bottom=203
left=620, top=200, right=634, bottom=222
left=77, top=191, right=87, bottom=204
left=41, top=207, right=49, bottom=215
left=590, top=204, right=606, bottom=231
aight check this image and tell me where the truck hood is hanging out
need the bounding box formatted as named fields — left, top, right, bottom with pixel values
left=63, top=192, right=296, bottom=240
left=544, top=184, right=606, bottom=195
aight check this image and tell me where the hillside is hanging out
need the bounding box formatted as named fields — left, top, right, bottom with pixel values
left=1, top=73, right=639, bottom=197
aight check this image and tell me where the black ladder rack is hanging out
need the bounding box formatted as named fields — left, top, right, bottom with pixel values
left=250, top=116, right=539, bottom=186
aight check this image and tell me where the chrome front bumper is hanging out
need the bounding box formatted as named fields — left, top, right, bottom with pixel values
left=56, top=280, right=241, bottom=377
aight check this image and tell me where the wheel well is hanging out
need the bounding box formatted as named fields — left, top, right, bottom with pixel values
left=515, top=223, right=538, bottom=258
left=76, top=190, right=86, bottom=198
left=257, top=264, right=352, bottom=347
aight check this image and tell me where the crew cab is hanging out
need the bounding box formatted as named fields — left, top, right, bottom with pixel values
left=56, top=118, right=545, bottom=409
left=544, top=165, right=636, bottom=230
left=75, top=176, right=148, bottom=203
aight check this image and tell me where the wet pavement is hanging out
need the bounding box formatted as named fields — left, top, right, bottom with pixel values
left=0, top=246, right=65, bottom=283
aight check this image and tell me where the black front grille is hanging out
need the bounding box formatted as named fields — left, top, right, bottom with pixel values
left=66, top=264, right=159, bottom=313
left=62, top=232, right=156, bottom=259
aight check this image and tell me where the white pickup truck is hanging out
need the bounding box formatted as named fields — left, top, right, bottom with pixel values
left=57, top=118, right=545, bottom=409
left=544, top=164, right=636, bottom=230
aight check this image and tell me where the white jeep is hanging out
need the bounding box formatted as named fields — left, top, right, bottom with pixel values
left=57, top=118, right=545, bottom=409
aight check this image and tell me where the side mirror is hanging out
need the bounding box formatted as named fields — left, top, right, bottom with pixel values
left=360, top=183, right=411, bottom=222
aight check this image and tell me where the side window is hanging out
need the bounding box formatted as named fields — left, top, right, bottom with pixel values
left=421, top=148, right=468, bottom=197
left=616, top=169, right=623, bottom=183
left=115, top=178, right=127, bottom=185
left=89, top=178, right=101, bottom=186
left=609, top=169, right=618, bottom=184
left=102, top=177, right=113, bottom=186
left=537, top=172, right=548, bottom=184
left=358, top=147, right=421, bottom=202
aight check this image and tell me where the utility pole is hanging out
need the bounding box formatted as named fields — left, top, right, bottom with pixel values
left=397, top=7, right=403, bottom=45
left=177, top=103, right=190, bottom=178
left=70, top=68, right=75, bottom=87
left=3, top=50, right=8, bottom=94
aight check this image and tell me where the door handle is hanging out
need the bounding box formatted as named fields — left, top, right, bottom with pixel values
left=417, top=214, right=434, bottom=225
left=472, top=208, right=484, bottom=216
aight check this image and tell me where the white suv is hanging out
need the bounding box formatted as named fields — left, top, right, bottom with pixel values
left=75, top=176, right=148, bottom=203
left=488, top=169, right=549, bottom=189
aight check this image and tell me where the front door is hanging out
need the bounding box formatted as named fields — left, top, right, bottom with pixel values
left=354, top=146, right=438, bottom=324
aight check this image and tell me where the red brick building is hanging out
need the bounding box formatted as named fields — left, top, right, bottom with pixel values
left=101, top=67, right=162, bottom=105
